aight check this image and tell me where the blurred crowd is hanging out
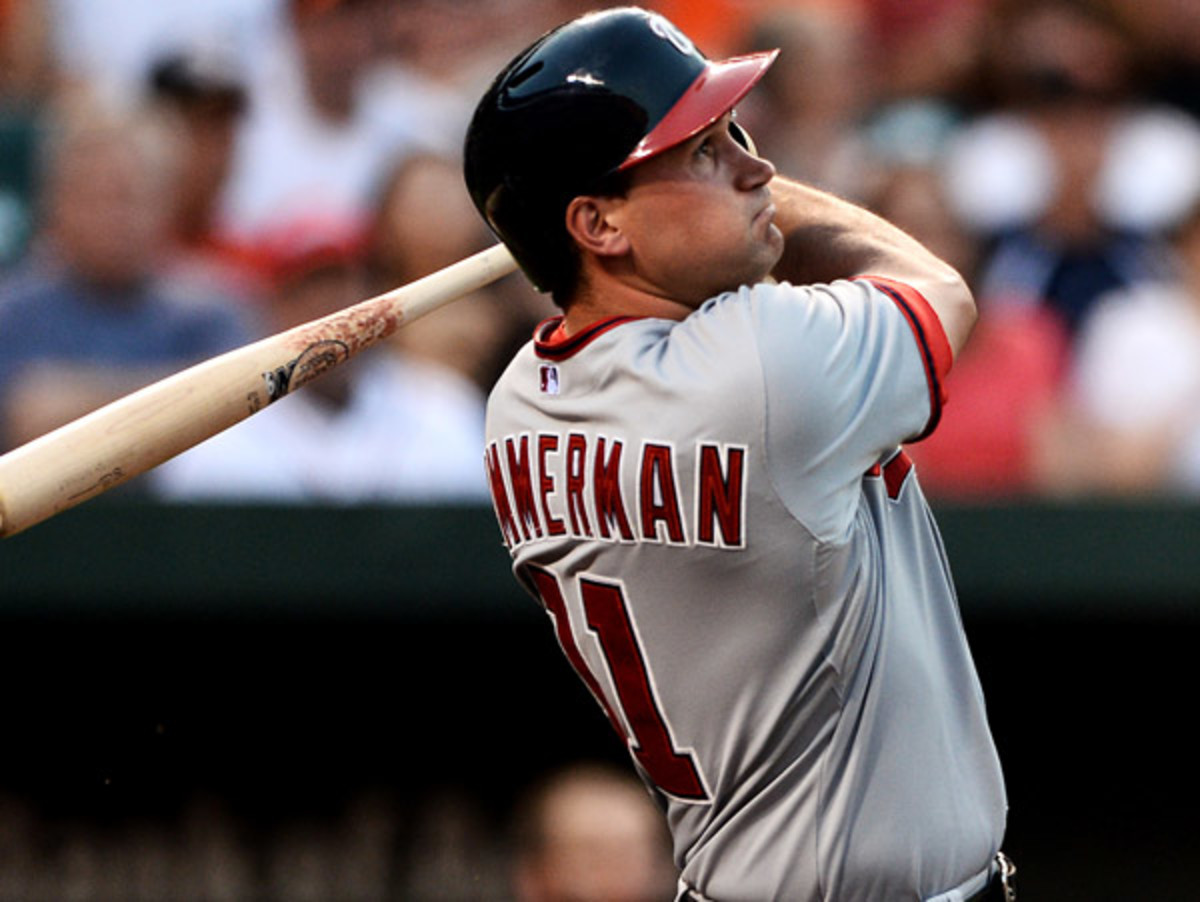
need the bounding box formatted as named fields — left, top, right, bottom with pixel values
left=0, top=762, right=677, bottom=901
left=2, top=0, right=1200, bottom=503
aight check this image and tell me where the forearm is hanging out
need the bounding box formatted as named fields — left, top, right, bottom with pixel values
left=768, top=177, right=977, bottom=355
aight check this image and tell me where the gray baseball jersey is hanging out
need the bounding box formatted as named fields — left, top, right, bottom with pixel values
left=484, top=277, right=1007, bottom=900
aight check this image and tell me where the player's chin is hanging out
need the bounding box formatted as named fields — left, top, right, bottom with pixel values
left=751, top=226, right=785, bottom=279
left=763, top=221, right=784, bottom=256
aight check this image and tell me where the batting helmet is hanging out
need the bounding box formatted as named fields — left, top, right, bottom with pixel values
left=463, top=6, right=778, bottom=296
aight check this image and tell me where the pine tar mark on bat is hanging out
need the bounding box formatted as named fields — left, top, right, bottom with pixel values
left=262, top=340, right=351, bottom=403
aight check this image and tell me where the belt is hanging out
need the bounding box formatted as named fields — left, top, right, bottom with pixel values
left=969, top=852, right=1018, bottom=901
left=924, top=852, right=1018, bottom=902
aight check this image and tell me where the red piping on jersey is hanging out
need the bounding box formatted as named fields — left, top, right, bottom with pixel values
left=866, top=448, right=914, bottom=500
left=533, top=315, right=645, bottom=360
left=857, top=276, right=953, bottom=441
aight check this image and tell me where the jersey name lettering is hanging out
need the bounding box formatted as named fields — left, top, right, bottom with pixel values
left=485, top=432, right=747, bottom=551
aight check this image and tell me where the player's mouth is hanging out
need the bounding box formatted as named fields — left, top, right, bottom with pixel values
left=753, top=202, right=777, bottom=233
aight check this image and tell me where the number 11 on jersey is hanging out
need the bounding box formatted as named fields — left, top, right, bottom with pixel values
left=527, top=565, right=710, bottom=802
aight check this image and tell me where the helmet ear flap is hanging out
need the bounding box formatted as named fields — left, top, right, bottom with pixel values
left=484, top=177, right=576, bottom=295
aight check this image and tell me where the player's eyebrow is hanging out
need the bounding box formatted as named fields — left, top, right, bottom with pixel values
left=691, top=113, right=734, bottom=145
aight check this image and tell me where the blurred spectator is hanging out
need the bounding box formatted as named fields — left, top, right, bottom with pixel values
left=214, top=0, right=460, bottom=251
left=909, top=302, right=1069, bottom=501
left=0, top=0, right=53, bottom=106
left=150, top=216, right=490, bottom=504
left=398, top=787, right=508, bottom=901
left=735, top=4, right=874, bottom=202
left=1034, top=198, right=1200, bottom=497
left=0, top=0, right=54, bottom=267
left=508, top=762, right=678, bottom=902
left=173, top=795, right=256, bottom=900
left=1110, top=0, right=1200, bottom=120
left=45, top=0, right=283, bottom=104
left=1, top=788, right=403, bottom=900
left=859, top=102, right=1071, bottom=501
left=0, top=791, right=36, bottom=898
left=146, top=44, right=266, bottom=306
left=367, top=151, right=553, bottom=394
left=651, top=0, right=826, bottom=60
left=861, top=0, right=989, bottom=110
left=943, top=0, right=1197, bottom=338
left=376, top=0, right=564, bottom=103
left=860, top=102, right=977, bottom=275
left=0, top=93, right=253, bottom=452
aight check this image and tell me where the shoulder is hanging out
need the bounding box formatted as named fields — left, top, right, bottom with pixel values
left=699, top=277, right=899, bottom=326
left=697, top=277, right=929, bottom=368
left=671, top=280, right=829, bottom=345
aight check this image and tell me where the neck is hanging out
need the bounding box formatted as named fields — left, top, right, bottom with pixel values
left=561, top=266, right=693, bottom=336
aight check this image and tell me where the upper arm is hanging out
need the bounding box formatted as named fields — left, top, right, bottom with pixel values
left=751, top=279, right=952, bottom=537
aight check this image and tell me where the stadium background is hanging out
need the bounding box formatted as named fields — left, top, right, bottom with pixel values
left=0, top=498, right=1196, bottom=899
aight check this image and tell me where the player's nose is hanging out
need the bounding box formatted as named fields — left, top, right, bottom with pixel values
left=734, top=138, right=775, bottom=190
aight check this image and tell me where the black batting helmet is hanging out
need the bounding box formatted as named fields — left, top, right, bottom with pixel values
left=463, top=6, right=777, bottom=296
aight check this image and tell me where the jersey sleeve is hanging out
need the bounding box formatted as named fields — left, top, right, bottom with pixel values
left=749, top=277, right=954, bottom=539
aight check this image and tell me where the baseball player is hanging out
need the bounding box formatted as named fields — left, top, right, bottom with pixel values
left=465, top=8, right=1012, bottom=900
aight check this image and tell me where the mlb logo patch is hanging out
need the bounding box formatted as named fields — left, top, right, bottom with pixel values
left=539, top=364, right=560, bottom=395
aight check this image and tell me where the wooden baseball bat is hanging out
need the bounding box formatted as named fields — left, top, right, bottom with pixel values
left=0, top=243, right=518, bottom=538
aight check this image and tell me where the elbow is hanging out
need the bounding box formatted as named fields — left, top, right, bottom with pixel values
left=947, top=264, right=977, bottom=322
left=938, top=265, right=977, bottom=356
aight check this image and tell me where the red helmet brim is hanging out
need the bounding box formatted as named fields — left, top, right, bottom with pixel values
left=619, top=48, right=779, bottom=171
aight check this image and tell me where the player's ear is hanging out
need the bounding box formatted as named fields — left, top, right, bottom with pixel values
left=565, top=195, right=629, bottom=259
